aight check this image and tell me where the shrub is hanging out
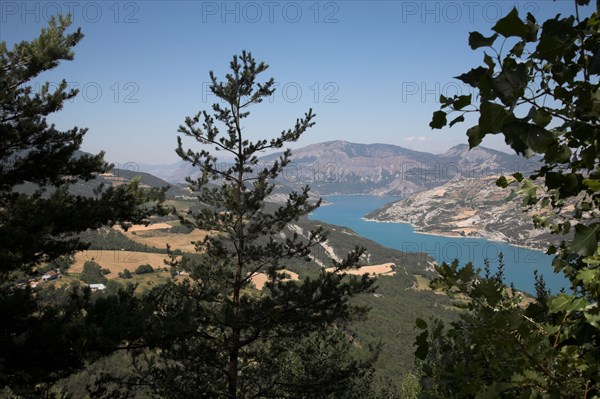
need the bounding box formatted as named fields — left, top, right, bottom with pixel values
left=80, top=261, right=107, bottom=284
left=134, top=264, right=154, bottom=274
left=168, top=224, right=193, bottom=234
left=118, top=269, right=133, bottom=279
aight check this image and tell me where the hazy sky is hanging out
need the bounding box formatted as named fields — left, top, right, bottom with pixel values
left=1, top=0, right=585, bottom=164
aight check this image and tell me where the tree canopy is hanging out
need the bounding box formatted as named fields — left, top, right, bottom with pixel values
left=420, top=1, right=600, bottom=397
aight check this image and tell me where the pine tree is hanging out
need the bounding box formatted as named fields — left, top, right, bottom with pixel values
left=141, top=51, right=376, bottom=398
left=0, top=15, right=164, bottom=393
left=80, top=260, right=108, bottom=284
left=0, top=15, right=164, bottom=277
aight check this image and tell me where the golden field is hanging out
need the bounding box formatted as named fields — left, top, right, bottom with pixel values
left=325, top=262, right=396, bottom=276
left=114, top=224, right=212, bottom=253
left=71, top=250, right=173, bottom=278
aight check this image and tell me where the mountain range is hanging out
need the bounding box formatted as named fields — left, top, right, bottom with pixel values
left=137, top=141, right=540, bottom=196
left=19, top=141, right=539, bottom=212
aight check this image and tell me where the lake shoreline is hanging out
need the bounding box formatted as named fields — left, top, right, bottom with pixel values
left=362, top=217, right=550, bottom=253
left=309, top=195, right=568, bottom=294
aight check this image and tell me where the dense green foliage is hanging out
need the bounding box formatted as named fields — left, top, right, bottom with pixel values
left=415, top=258, right=559, bottom=397
left=80, top=260, right=108, bottom=284
left=134, top=264, right=154, bottom=275
left=48, top=255, right=75, bottom=274
left=422, top=1, right=600, bottom=397
left=119, top=269, right=133, bottom=279
left=351, top=271, right=454, bottom=383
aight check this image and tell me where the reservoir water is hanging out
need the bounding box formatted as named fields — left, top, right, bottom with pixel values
left=309, top=195, right=569, bottom=295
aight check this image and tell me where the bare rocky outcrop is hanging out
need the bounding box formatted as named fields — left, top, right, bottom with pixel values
left=366, top=176, right=556, bottom=251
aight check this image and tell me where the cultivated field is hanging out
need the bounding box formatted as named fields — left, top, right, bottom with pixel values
left=71, top=250, right=173, bottom=278
left=325, top=263, right=396, bottom=276
left=251, top=270, right=300, bottom=290
left=114, top=223, right=173, bottom=232
left=115, top=225, right=212, bottom=253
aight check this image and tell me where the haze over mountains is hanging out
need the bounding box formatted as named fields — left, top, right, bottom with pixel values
left=136, top=141, right=540, bottom=196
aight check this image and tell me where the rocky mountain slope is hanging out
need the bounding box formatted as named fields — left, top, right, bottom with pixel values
left=260, top=141, right=540, bottom=196
left=365, top=176, right=556, bottom=250
left=138, top=141, right=540, bottom=196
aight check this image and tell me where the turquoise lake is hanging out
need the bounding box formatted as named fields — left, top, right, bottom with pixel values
left=309, top=195, right=569, bottom=295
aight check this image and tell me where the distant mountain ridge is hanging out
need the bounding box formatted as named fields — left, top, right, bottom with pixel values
left=135, top=140, right=540, bottom=196
left=262, top=141, right=540, bottom=196
left=14, top=150, right=187, bottom=198
left=134, top=160, right=196, bottom=184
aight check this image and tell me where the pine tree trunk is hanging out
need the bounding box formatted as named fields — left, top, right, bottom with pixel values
left=227, top=258, right=242, bottom=399
left=227, top=138, right=244, bottom=399
left=227, top=329, right=240, bottom=399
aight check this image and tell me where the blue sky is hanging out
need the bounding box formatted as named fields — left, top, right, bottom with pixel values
left=0, top=0, right=586, bottom=164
